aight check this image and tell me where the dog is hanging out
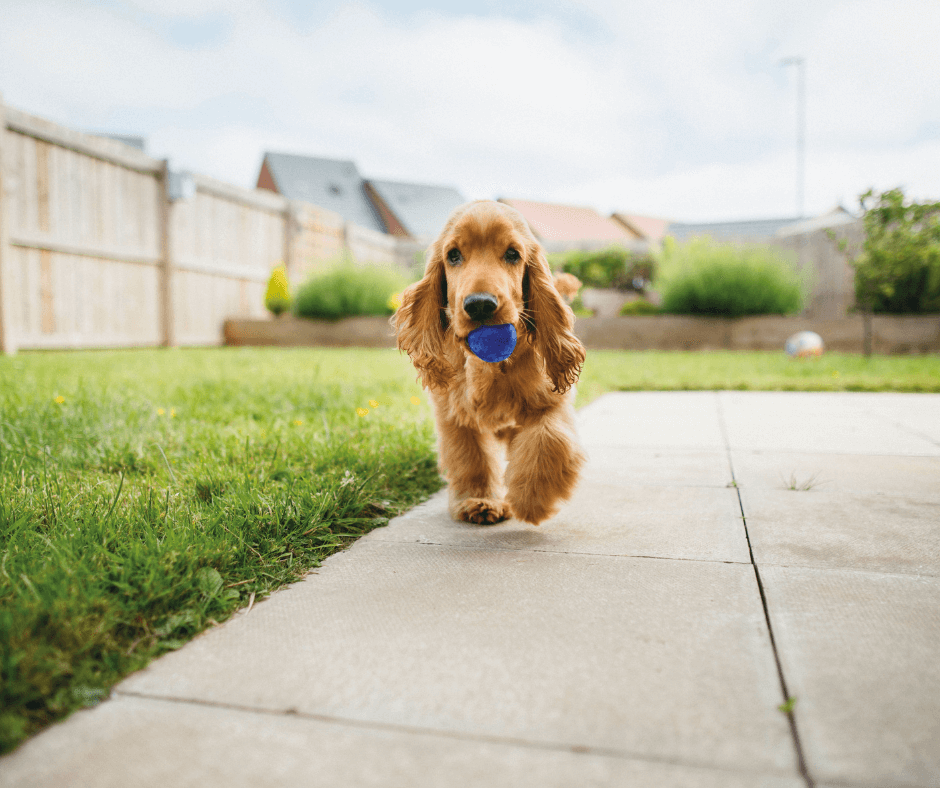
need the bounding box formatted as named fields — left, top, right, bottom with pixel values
left=392, top=200, right=587, bottom=526
left=552, top=271, right=583, bottom=306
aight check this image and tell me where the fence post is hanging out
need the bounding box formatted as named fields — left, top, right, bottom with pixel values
left=283, top=200, right=297, bottom=283
left=158, top=160, right=176, bottom=347
left=0, top=93, right=15, bottom=355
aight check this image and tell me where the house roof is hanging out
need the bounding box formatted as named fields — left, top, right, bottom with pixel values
left=774, top=206, right=857, bottom=238
left=499, top=198, right=636, bottom=244
left=260, top=152, right=386, bottom=234
left=666, top=216, right=802, bottom=243
left=611, top=213, right=672, bottom=243
left=366, top=180, right=466, bottom=241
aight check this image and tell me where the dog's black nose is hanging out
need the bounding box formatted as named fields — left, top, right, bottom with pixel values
left=463, top=292, right=498, bottom=321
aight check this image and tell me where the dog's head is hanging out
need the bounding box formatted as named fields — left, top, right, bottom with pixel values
left=392, top=200, right=585, bottom=393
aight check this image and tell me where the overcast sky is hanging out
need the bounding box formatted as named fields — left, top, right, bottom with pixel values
left=2, top=0, right=938, bottom=222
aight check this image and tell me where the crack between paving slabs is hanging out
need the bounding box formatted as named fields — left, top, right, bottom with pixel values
left=110, top=689, right=797, bottom=782
left=714, top=391, right=817, bottom=788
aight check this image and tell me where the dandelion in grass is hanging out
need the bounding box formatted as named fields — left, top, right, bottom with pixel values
left=356, top=407, right=369, bottom=417
left=294, top=420, right=304, bottom=426
left=410, top=396, right=421, bottom=405
left=157, top=408, right=165, bottom=415
left=54, top=395, right=65, bottom=404
left=171, top=409, right=176, bottom=417
left=387, top=292, right=403, bottom=311
left=369, top=400, right=379, bottom=408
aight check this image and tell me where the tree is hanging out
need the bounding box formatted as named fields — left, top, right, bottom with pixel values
left=852, top=188, right=940, bottom=314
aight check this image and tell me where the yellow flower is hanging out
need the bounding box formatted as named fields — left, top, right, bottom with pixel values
left=356, top=407, right=369, bottom=417
left=294, top=419, right=304, bottom=426
left=369, top=400, right=379, bottom=408
left=157, top=408, right=165, bottom=416
left=54, top=396, right=65, bottom=404
left=832, top=371, right=840, bottom=377
left=410, top=396, right=421, bottom=405
left=387, top=292, right=403, bottom=311
left=170, top=409, right=176, bottom=417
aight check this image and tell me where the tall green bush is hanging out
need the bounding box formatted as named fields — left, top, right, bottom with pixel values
left=850, top=188, right=940, bottom=314
left=293, top=262, right=411, bottom=321
left=550, top=246, right=655, bottom=291
left=656, top=238, right=805, bottom=317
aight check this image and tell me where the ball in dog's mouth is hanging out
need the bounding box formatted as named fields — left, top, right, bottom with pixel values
left=467, top=323, right=517, bottom=363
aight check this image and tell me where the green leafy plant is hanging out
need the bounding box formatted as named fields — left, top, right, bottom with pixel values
left=550, top=247, right=656, bottom=292
left=619, top=299, right=661, bottom=316
left=656, top=238, right=805, bottom=317
left=293, top=262, right=411, bottom=321
left=850, top=188, right=940, bottom=314
left=264, top=264, right=291, bottom=316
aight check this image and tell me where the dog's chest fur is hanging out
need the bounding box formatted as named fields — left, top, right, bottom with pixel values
left=444, top=349, right=553, bottom=433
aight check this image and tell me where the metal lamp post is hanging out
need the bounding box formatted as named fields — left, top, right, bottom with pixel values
left=780, top=57, right=806, bottom=219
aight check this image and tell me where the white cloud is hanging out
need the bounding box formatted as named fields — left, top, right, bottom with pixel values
left=1, top=0, right=937, bottom=221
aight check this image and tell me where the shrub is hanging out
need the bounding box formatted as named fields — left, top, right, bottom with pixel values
left=550, top=247, right=655, bottom=291
left=656, top=238, right=805, bottom=317
left=293, top=262, right=411, bottom=321
left=264, top=264, right=291, bottom=316
left=850, top=188, right=940, bottom=314
left=619, top=299, right=661, bottom=316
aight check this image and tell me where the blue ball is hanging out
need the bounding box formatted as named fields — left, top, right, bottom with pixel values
left=467, top=323, right=517, bottom=363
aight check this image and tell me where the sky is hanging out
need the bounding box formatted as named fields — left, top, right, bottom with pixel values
left=1, top=0, right=938, bottom=222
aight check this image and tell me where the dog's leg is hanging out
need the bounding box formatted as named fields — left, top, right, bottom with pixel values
left=437, top=415, right=511, bottom=525
left=504, top=404, right=586, bottom=525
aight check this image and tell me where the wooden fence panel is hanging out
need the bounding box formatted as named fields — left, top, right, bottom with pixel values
left=169, top=174, right=286, bottom=344
left=2, top=107, right=165, bottom=351
left=0, top=102, right=423, bottom=353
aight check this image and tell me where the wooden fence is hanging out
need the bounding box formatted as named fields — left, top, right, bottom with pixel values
left=0, top=97, right=419, bottom=354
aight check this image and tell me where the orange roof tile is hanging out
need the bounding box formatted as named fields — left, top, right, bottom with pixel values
left=611, top=213, right=671, bottom=243
left=499, top=199, right=635, bottom=244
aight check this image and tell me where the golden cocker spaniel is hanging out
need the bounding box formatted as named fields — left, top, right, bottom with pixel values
left=392, top=200, right=587, bottom=526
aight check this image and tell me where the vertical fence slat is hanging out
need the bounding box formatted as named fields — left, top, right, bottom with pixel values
left=0, top=94, right=14, bottom=354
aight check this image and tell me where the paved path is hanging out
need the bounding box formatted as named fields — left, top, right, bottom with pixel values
left=2, top=392, right=938, bottom=788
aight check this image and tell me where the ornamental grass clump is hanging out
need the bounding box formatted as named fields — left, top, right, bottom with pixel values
left=293, top=262, right=410, bottom=321
left=657, top=238, right=806, bottom=317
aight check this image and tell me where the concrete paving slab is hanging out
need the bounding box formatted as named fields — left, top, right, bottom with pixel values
left=0, top=695, right=805, bottom=788
left=718, top=392, right=940, bottom=455
left=731, top=450, right=940, bottom=499
left=760, top=565, right=940, bottom=787
left=115, top=540, right=796, bottom=776
left=851, top=392, right=940, bottom=446
left=576, top=392, right=725, bottom=449
left=739, top=486, right=940, bottom=576
left=364, top=483, right=750, bottom=564
left=580, top=445, right=733, bottom=488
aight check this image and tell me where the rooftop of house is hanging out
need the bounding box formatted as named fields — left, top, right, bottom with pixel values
left=666, top=216, right=803, bottom=243
left=611, top=212, right=672, bottom=243
left=774, top=206, right=858, bottom=238
left=259, top=152, right=385, bottom=234
left=498, top=198, right=637, bottom=244
left=366, top=179, right=466, bottom=241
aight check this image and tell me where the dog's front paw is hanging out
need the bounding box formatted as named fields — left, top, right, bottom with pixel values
left=454, top=498, right=512, bottom=525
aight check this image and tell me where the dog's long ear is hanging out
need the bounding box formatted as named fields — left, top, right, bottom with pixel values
left=391, top=240, right=453, bottom=391
left=524, top=244, right=585, bottom=394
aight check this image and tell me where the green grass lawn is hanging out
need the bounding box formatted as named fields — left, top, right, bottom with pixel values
left=1, top=346, right=938, bottom=754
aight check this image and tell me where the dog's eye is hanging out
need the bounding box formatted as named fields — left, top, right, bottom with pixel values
left=447, top=248, right=462, bottom=265
left=504, top=248, right=521, bottom=264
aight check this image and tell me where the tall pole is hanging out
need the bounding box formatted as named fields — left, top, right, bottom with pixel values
left=781, top=57, right=806, bottom=219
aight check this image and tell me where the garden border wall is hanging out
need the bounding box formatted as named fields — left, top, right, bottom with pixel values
left=224, top=314, right=940, bottom=354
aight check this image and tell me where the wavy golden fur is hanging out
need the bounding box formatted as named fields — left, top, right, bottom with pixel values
left=391, top=200, right=587, bottom=525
